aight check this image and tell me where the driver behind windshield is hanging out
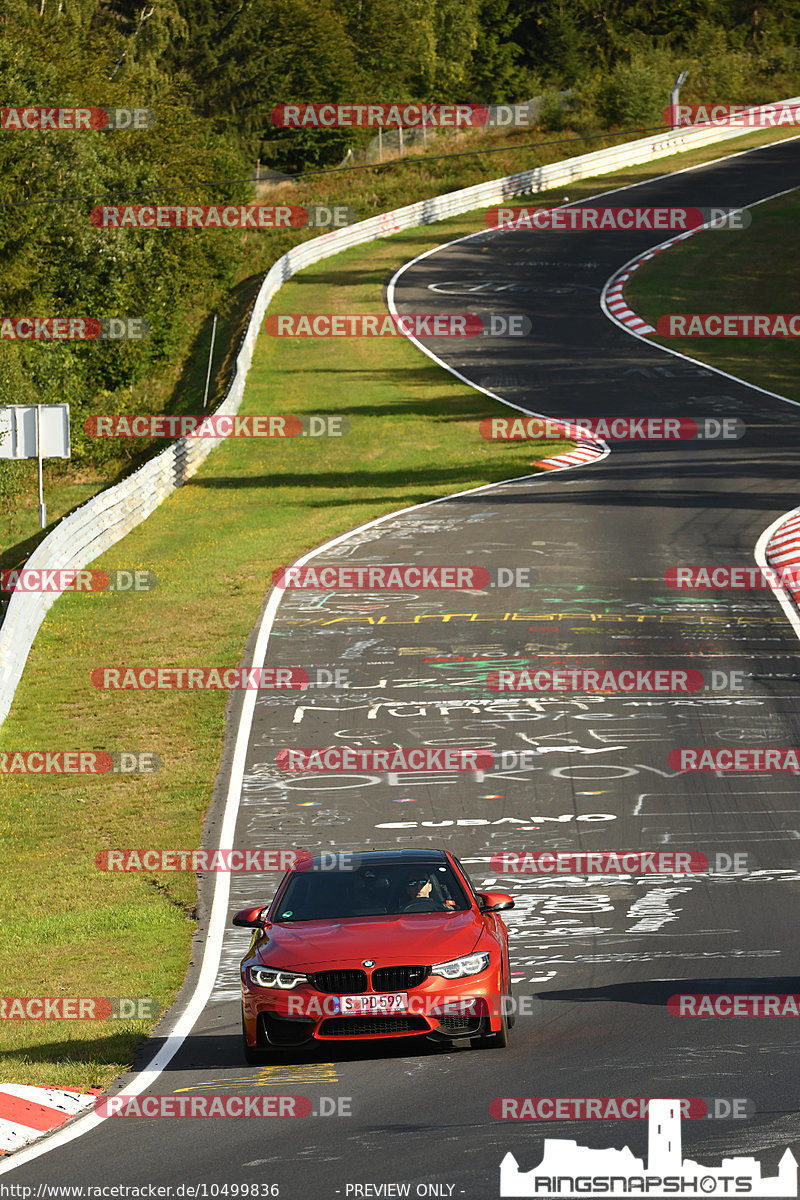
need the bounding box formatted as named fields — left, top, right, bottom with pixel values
left=397, top=871, right=456, bottom=912
left=275, top=861, right=468, bottom=920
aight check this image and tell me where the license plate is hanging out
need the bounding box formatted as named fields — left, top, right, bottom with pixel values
left=334, top=992, right=408, bottom=1015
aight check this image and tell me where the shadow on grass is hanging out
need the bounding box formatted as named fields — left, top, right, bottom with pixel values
left=188, top=463, right=547, bottom=492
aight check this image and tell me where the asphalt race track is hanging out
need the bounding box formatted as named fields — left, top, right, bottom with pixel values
left=5, top=136, right=800, bottom=1197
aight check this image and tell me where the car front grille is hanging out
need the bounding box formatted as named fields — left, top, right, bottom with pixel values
left=318, top=1016, right=430, bottom=1037
left=309, top=970, right=368, bottom=994
left=372, top=965, right=428, bottom=991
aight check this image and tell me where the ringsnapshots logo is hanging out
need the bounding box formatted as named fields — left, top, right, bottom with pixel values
left=91, top=205, right=356, bottom=230
left=85, top=414, right=347, bottom=438
left=657, top=314, right=800, bottom=336
left=0, top=106, right=155, bottom=131
left=264, top=313, right=530, bottom=338
left=272, top=565, right=536, bottom=589
left=1, top=751, right=159, bottom=774
left=480, top=415, right=745, bottom=441
left=665, top=102, right=800, bottom=127
left=0, top=997, right=158, bottom=1019
left=486, top=207, right=750, bottom=231
left=0, top=568, right=156, bottom=593
left=498, top=1099, right=796, bottom=1198
left=0, top=317, right=149, bottom=340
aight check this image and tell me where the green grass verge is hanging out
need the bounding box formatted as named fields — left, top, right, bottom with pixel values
left=626, top=187, right=800, bottom=400
left=1, top=123, right=797, bottom=1090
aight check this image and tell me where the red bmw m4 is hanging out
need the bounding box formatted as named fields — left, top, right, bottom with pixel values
left=233, top=848, right=515, bottom=1060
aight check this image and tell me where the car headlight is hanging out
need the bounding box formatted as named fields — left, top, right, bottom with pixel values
left=249, top=966, right=308, bottom=989
left=430, top=952, right=491, bottom=979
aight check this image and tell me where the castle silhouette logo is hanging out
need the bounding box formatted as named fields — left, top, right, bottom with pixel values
left=500, top=1099, right=798, bottom=1197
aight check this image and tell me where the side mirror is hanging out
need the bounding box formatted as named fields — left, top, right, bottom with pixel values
left=477, top=891, right=515, bottom=912
left=232, top=906, right=268, bottom=928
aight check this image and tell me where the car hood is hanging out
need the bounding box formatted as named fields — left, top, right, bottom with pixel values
left=255, top=913, right=482, bottom=970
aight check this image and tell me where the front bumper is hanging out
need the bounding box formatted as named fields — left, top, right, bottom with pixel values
left=241, top=965, right=504, bottom=1046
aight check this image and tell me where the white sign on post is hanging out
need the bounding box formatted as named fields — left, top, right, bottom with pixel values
left=0, top=404, right=70, bottom=459
left=0, top=405, right=71, bottom=528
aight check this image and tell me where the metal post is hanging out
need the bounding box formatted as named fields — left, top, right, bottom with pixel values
left=669, top=71, right=689, bottom=128
left=36, top=404, right=46, bottom=527
left=202, top=314, right=218, bottom=410
left=378, top=127, right=383, bottom=162
left=398, top=125, right=404, bottom=157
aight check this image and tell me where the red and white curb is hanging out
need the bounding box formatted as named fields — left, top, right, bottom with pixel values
left=765, top=509, right=800, bottom=607
left=0, top=1085, right=100, bottom=1154
left=602, top=228, right=698, bottom=336
left=538, top=440, right=605, bottom=470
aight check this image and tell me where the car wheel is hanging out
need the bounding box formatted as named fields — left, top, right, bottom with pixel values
left=242, top=1008, right=270, bottom=1065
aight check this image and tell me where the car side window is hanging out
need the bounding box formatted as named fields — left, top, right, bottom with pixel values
left=451, top=856, right=481, bottom=906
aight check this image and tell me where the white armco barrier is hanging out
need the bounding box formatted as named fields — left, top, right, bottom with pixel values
left=0, top=100, right=797, bottom=727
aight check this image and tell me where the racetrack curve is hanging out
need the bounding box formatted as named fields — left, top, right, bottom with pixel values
left=5, top=135, right=800, bottom=1197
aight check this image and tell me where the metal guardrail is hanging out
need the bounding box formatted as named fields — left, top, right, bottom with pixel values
left=0, top=100, right=796, bottom=728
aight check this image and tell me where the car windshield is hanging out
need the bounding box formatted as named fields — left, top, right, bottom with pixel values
left=272, top=862, right=472, bottom=921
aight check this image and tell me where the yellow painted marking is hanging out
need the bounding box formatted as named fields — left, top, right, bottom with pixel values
left=174, top=1063, right=339, bottom=1093
left=278, top=612, right=781, bottom=627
